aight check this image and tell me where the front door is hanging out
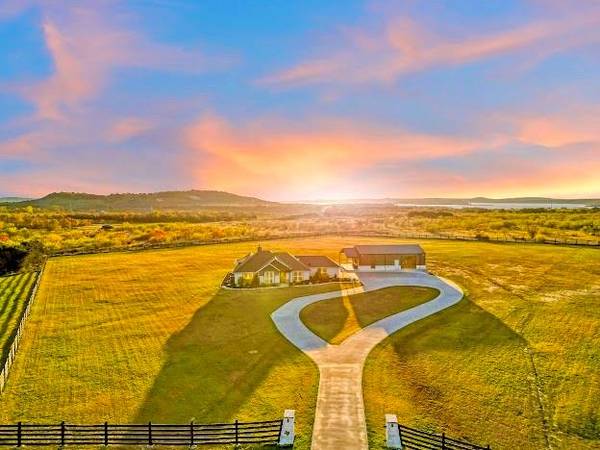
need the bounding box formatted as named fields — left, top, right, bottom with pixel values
left=280, top=271, right=289, bottom=284
left=264, top=271, right=275, bottom=284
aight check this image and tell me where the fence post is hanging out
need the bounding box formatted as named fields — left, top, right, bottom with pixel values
left=148, top=421, right=152, bottom=446
left=235, top=419, right=239, bottom=446
left=61, top=421, right=66, bottom=447
left=190, top=420, right=194, bottom=447
left=17, top=421, right=22, bottom=447
left=441, top=432, right=446, bottom=449
left=104, top=421, right=108, bottom=446
left=278, top=410, right=295, bottom=447
left=385, top=414, right=402, bottom=449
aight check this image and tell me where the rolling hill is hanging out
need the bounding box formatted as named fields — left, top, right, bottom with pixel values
left=0, top=197, right=32, bottom=203
left=7, top=190, right=274, bottom=211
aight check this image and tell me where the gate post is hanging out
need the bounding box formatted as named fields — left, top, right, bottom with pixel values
left=278, top=410, right=295, bottom=447
left=385, top=414, right=402, bottom=449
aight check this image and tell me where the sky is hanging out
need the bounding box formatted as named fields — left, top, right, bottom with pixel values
left=1, top=0, right=599, bottom=201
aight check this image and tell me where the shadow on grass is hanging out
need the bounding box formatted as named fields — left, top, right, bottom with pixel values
left=133, top=287, right=318, bottom=424
left=388, top=296, right=527, bottom=357
left=299, top=295, right=350, bottom=345
left=365, top=297, right=544, bottom=449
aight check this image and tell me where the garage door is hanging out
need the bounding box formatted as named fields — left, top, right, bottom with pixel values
left=402, top=256, right=417, bottom=269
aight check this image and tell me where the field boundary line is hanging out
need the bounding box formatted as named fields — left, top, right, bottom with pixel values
left=0, top=259, right=46, bottom=394
left=47, top=231, right=600, bottom=258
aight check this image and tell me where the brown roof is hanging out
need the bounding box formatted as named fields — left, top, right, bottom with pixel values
left=258, top=262, right=287, bottom=275
left=354, top=244, right=424, bottom=255
left=273, top=252, right=309, bottom=271
left=296, top=255, right=339, bottom=268
left=341, top=247, right=358, bottom=258
left=233, top=249, right=308, bottom=273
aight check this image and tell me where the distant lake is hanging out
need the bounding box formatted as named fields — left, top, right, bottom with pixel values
left=395, top=202, right=589, bottom=210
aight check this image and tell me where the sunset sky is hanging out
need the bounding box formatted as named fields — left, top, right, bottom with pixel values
left=1, top=0, right=599, bottom=200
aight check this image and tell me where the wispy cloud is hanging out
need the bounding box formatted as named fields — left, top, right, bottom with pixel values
left=0, top=1, right=222, bottom=195
left=108, top=117, right=153, bottom=142
left=262, top=9, right=600, bottom=87
left=183, top=114, right=488, bottom=199
left=11, top=2, right=212, bottom=121
left=181, top=111, right=600, bottom=200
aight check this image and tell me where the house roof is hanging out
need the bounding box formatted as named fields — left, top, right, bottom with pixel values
left=354, top=244, right=425, bottom=255
left=296, top=255, right=339, bottom=268
left=258, top=262, right=287, bottom=275
left=233, top=250, right=276, bottom=272
left=270, top=259, right=292, bottom=272
left=233, top=248, right=308, bottom=273
left=273, top=252, right=309, bottom=271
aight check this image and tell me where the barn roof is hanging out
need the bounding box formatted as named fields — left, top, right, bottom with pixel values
left=341, top=247, right=359, bottom=258
left=296, top=255, right=339, bottom=268
left=354, top=244, right=424, bottom=255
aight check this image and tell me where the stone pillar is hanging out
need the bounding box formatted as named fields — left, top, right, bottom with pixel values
left=385, top=414, right=402, bottom=449
left=278, top=409, right=295, bottom=447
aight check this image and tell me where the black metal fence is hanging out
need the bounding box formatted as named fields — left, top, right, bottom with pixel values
left=0, top=420, right=283, bottom=447
left=399, top=424, right=490, bottom=450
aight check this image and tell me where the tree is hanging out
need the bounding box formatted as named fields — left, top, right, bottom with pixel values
left=0, top=245, right=28, bottom=275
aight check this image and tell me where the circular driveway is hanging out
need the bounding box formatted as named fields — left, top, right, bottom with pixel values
left=271, top=271, right=464, bottom=450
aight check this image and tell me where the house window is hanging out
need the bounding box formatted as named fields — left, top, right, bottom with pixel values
left=292, top=271, right=304, bottom=283
left=243, top=272, right=254, bottom=281
left=264, top=271, right=276, bottom=284
left=318, top=267, right=328, bottom=275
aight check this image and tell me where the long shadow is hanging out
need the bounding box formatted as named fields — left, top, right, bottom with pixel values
left=134, top=287, right=318, bottom=423
left=365, top=297, right=548, bottom=449
left=299, top=294, right=350, bottom=344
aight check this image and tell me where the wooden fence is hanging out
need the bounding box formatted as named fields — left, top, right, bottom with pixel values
left=0, top=420, right=283, bottom=447
left=377, top=231, right=600, bottom=247
left=0, top=261, right=45, bottom=394
left=49, top=229, right=600, bottom=258
left=398, top=424, right=490, bottom=450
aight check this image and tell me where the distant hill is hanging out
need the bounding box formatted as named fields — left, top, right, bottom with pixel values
left=296, top=197, right=600, bottom=207
left=0, top=197, right=32, bottom=203
left=468, top=197, right=599, bottom=206
left=394, top=197, right=600, bottom=206
left=9, top=190, right=274, bottom=211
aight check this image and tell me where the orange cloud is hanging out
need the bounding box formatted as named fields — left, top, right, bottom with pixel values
left=183, top=114, right=484, bottom=199
left=518, top=115, right=600, bottom=148
left=263, top=11, right=600, bottom=86
left=181, top=112, right=600, bottom=200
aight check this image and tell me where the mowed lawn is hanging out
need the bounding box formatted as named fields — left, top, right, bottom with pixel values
left=0, top=241, right=353, bottom=449
left=0, top=272, right=36, bottom=364
left=0, top=237, right=598, bottom=450
left=364, top=241, right=600, bottom=450
left=300, top=286, right=439, bottom=344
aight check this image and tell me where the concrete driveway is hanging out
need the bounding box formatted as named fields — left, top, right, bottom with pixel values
left=271, top=271, right=464, bottom=450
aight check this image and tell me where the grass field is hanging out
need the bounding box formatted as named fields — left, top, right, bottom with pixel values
left=0, top=242, right=353, bottom=449
left=0, top=237, right=598, bottom=450
left=300, top=286, right=439, bottom=344
left=0, top=272, right=36, bottom=364
left=364, top=241, right=600, bottom=450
